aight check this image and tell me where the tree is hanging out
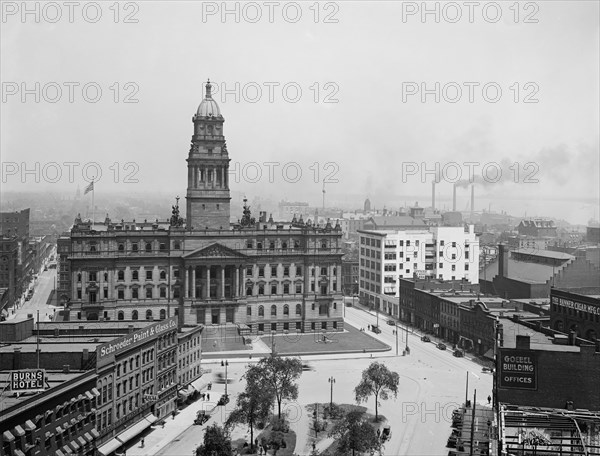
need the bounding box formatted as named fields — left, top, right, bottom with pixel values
left=195, top=424, right=234, bottom=456
left=257, top=355, right=303, bottom=419
left=354, top=362, right=400, bottom=421
left=328, top=410, right=381, bottom=456
left=225, top=364, right=273, bottom=452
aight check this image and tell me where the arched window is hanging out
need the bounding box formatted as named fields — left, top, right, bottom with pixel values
left=258, top=306, right=264, bottom=317
left=160, top=309, right=166, bottom=320
left=160, top=270, right=166, bottom=280
left=146, top=309, right=153, bottom=320
left=132, top=270, right=139, bottom=281
left=296, top=304, right=302, bottom=316
left=283, top=305, right=289, bottom=316
left=132, top=310, right=138, bottom=320
left=174, top=241, right=181, bottom=250
left=118, top=311, right=124, bottom=320
left=145, top=243, right=152, bottom=252
left=333, top=302, right=337, bottom=310
left=271, top=305, right=277, bottom=316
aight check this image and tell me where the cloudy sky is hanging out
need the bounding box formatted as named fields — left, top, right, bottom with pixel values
left=1, top=1, right=598, bottom=224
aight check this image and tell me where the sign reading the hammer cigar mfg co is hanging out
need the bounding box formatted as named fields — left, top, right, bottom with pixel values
left=499, top=349, right=537, bottom=390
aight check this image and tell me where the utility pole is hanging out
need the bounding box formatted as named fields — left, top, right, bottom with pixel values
left=328, top=376, right=335, bottom=409
left=36, top=310, right=40, bottom=369
left=469, top=389, right=477, bottom=456
left=395, top=323, right=398, bottom=355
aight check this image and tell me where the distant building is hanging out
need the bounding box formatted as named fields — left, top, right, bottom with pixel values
left=550, top=288, right=599, bottom=342
left=517, top=219, right=557, bottom=237
left=480, top=244, right=600, bottom=299
left=341, top=254, right=359, bottom=295
left=364, top=198, right=371, bottom=213
left=588, top=225, right=600, bottom=244
left=497, top=335, right=600, bottom=410
left=441, top=211, right=463, bottom=227
left=0, top=370, right=100, bottom=456
left=358, top=226, right=479, bottom=311
left=363, top=215, right=426, bottom=230
left=278, top=201, right=310, bottom=220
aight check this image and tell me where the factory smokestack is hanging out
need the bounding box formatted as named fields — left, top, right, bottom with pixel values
left=452, top=184, right=457, bottom=211
left=432, top=181, right=436, bottom=210
left=471, top=184, right=475, bottom=214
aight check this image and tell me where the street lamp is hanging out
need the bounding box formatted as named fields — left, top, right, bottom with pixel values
left=328, top=376, right=335, bottom=409
left=221, top=360, right=229, bottom=396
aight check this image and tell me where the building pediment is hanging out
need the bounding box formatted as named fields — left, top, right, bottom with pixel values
left=182, top=243, right=248, bottom=260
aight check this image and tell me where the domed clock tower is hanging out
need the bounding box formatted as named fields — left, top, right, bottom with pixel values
left=186, top=80, right=231, bottom=230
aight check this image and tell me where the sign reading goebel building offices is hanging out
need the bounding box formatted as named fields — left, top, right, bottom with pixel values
left=499, top=349, right=537, bottom=390
left=96, top=316, right=178, bottom=368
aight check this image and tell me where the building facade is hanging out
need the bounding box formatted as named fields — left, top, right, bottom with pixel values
left=550, top=288, right=599, bottom=342
left=59, top=82, right=344, bottom=333
left=358, top=225, right=479, bottom=309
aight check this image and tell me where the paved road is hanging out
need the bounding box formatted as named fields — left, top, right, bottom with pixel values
left=8, top=267, right=57, bottom=323
left=136, top=305, right=492, bottom=456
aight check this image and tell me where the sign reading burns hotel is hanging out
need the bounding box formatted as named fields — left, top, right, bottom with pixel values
left=499, top=350, right=538, bottom=390
left=10, top=369, right=46, bottom=392
left=96, top=316, right=178, bottom=368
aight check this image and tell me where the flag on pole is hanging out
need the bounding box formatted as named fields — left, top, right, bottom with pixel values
left=84, top=181, right=94, bottom=195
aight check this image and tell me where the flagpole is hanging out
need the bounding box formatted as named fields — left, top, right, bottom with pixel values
left=91, top=180, right=95, bottom=224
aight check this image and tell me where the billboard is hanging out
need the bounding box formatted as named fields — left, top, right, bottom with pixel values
left=10, top=369, right=46, bottom=392
left=96, top=316, right=178, bottom=368
left=499, top=349, right=537, bottom=390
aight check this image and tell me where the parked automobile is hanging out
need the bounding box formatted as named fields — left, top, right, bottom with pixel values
left=302, top=363, right=314, bottom=371
left=381, top=425, right=391, bottom=442
left=453, top=349, right=464, bottom=357
left=217, top=394, right=230, bottom=406
left=371, top=325, right=381, bottom=334
left=386, top=319, right=395, bottom=326
left=421, top=336, right=431, bottom=342
left=437, top=343, right=447, bottom=350
left=194, top=410, right=210, bottom=425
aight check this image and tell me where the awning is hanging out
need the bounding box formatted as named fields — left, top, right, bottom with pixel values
left=115, top=418, right=152, bottom=444
left=85, top=391, right=94, bottom=400
left=3, top=430, right=15, bottom=441
left=91, top=387, right=100, bottom=396
left=24, top=420, right=36, bottom=431
left=83, top=432, right=93, bottom=443
left=97, top=438, right=122, bottom=456
left=55, top=450, right=66, bottom=456
left=191, top=377, right=205, bottom=391
left=13, top=425, right=25, bottom=436
left=14, top=450, right=26, bottom=456
left=77, top=436, right=87, bottom=446
left=178, top=388, right=190, bottom=400
left=45, top=431, right=54, bottom=439
left=144, top=414, right=158, bottom=425
left=68, top=440, right=80, bottom=451
left=56, top=426, right=64, bottom=434
left=90, top=428, right=100, bottom=439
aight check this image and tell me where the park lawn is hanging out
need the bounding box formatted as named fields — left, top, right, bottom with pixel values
left=260, top=325, right=389, bottom=355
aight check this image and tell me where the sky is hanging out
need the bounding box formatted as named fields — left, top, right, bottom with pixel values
left=1, top=1, right=599, bottom=225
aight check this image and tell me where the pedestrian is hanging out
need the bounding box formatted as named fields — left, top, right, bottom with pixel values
left=140, top=438, right=145, bottom=448
left=487, top=395, right=491, bottom=404
left=172, top=411, right=176, bottom=420
left=368, top=324, right=371, bottom=331
left=208, top=382, right=212, bottom=390
left=207, top=393, right=210, bottom=401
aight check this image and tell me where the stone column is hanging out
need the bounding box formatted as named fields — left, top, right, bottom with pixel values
left=242, top=267, right=247, bottom=296
left=337, top=263, right=342, bottom=293
left=185, top=268, right=190, bottom=298
left=220, top=266, right=225, bottom=299
left=234, top=266, right=240, bottom=298
left=206, top=267, right=211, bottom=299
left=192, top=267, right=196, bottom=299
left=224, top=166, right=229, bottom=189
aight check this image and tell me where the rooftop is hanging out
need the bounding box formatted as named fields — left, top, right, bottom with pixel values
left=481, top=258, right=562, bottom=284
left=513, top=248, right=574, bottom=260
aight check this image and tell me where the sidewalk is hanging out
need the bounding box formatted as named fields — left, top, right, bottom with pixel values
left=125, top=383, right=224, bottom=456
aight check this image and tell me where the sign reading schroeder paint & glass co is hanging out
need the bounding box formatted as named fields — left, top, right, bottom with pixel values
left=499, top=349, right=537, bottom=390
left=10, top=369, right=46, bottom=392
left=96, top=316, right=178, bottom=368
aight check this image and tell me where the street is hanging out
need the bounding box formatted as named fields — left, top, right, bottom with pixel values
left=131, top=304, right=492, bottom=456
left=7, top=266, right=57, bottom=323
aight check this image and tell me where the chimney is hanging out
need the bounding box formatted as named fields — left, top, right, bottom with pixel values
left=432, top=181, right=436, bottom=210
left=452, top=184, right=457, bottom=211
left=515, top=335, right=530, bottom=350
left=471, top=184, right=475, bottom=214
left=498, top=243, right=509, bottom=278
